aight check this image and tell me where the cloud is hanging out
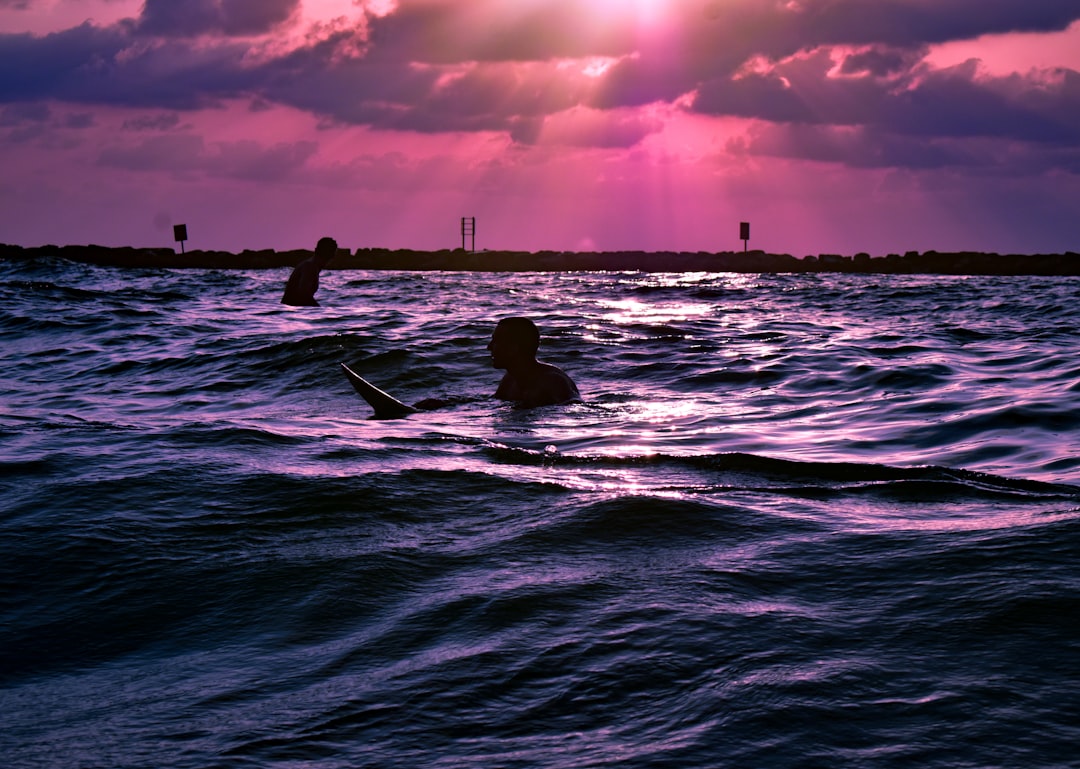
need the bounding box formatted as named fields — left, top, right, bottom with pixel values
left=0, top=23, right=271, bottom=109
left=693, top=51, right=1080, bottom=148
left=137, top=0, right=301, bottom=38
left=365, top=0, right=638, bottom=63
left=884, top=63, right=1080, bottom=143
left=840, top=46, right=928, bottom=78
left=1, top=0, right=1079, bottom=159
left=0, top=24, right=132, bottom=102
left=365, top=0, right=1080, bottom=68
left=590, top=0, right=1080, bottom=111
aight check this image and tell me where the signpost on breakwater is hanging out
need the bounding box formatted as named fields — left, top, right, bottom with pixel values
left=740, top=221, right=750, bottom=253
left=461, top=217, right=476, bottom=253
left=174, top=224, right=188, bottom=254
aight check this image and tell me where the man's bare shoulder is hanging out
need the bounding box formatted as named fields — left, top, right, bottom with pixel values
left=536, top=362, right=581, bottom=405
left=495, top=363, right=580, bottom=407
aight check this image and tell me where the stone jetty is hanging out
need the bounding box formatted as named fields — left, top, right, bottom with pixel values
left=2, top=243, right=1078, bottom=276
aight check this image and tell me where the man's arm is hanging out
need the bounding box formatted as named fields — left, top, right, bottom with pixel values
left=282, top=260, right=320, bottom=305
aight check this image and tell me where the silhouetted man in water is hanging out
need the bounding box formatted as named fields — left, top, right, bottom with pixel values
left=281, top=236, right=337, bottom=306
left=488, top=317, right=580, bottom=407
left=395, top=317, right=580, bottom=412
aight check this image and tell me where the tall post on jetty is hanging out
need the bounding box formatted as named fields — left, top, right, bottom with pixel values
left=461, top=217, right=476, bottom=252
left=173, top=223, right=188, bottom=254
left=739, top=221, right=750, bottom=253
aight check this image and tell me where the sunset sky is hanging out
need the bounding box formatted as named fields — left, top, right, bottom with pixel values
left=1, top=0, right=1078, bottom=255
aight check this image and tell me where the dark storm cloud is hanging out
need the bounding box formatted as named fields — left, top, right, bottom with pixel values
left=758, top=0, right=1079, bottom=50
left=885, top=64, right=1080, bottom=143
left=137, top=0, right=300, bottom=38
left=257, top=35, right=443, bottom=126
left=693, top=54, right=1080, bottom=146
left=840, top=47, right=927, bottom=78
left=0, top=23, right=131, bottom=102
left=0, top=23, right=264, bottom=108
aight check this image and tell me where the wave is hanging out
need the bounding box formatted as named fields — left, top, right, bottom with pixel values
left=478, top=442, right=1080, bottom=502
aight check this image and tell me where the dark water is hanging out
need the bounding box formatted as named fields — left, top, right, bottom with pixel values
left=2, top=258, right=1079, bottom=768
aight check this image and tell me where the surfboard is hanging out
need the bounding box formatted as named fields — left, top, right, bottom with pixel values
left=341, top=363, right=418, bottom=419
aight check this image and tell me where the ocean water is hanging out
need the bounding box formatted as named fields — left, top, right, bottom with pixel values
left=2, top=257, right=1078, bottom=769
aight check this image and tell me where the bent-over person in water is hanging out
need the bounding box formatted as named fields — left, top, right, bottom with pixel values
left=488, top=317, right=580, bottom=407
left=281, top=236, right=337, bottom=306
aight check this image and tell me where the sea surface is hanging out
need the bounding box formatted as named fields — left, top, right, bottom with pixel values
left=2, top=257, right=1079, bottom=769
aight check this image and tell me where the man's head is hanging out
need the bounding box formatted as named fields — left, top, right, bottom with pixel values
left=315, top=236, right=338, bottom=262
left=488, top=317, right=540, bottom=369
